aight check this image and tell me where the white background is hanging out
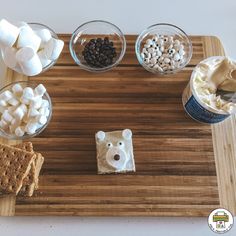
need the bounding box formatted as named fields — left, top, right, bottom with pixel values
left=0, top=0, right=236, bottom=235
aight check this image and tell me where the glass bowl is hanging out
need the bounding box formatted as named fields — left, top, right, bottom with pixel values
left=1, top=22, right=59, bottom=76
left=135, top=23, right=192, bottom=74
left=69, top=20, right=126, bottom=72
left=0, top=81, right=52, bottom=140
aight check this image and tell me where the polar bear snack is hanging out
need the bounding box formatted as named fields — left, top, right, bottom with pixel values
left=95, top=129, right=135, bottom=174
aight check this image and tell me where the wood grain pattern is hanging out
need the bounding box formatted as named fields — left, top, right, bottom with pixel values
left=202, top=36, right=236, bottom=215
left=0, top=35, right=235, bottom=216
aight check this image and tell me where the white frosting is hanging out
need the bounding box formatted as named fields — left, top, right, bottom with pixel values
left=192, top=57, right=236, bottom=114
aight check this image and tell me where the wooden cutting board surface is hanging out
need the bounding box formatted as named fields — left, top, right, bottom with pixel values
left=0, top=35, right=236, bottom=216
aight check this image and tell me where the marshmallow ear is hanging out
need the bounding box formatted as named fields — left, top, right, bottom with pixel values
left=122, top=129, right=132, bottom=140
left=96, top=131, right=105, bottom=142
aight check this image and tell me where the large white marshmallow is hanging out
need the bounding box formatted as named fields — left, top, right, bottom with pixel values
left=38, top=50, right=52, bottom=68
left=17, top=26, right=41, bottom=52
left=16, top=47, right=43, bottom=76
left=2, top=47, right=18, bottom=69
left=0, top=19, right=20, bottom=47
left=16, top=21, right=29, bottom=28
left=35, top=28, right=52, bottom=44
left=44, top=38, right=64, bottom=60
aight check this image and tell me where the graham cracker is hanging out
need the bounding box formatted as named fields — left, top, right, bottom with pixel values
left=15, top=142, right=44, bottom=196
left=0, top=143, right=35, bottom=195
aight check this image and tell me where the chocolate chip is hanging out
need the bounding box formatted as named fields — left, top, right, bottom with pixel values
left=82, top=37, right=117, bottom=68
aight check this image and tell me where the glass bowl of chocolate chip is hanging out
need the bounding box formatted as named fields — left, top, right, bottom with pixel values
left=69, top=20, right=126, bottom=72
left=135, top=23, right=192, bottom=74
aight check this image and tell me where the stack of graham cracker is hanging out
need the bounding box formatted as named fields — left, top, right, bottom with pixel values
left=0, top=142, right=44, bottom=197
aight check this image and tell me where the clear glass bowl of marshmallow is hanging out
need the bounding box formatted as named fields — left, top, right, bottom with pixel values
left=0, top=19, right=64, bottom=76
left=135, top=23, right=192, bottom=74
left=0, top=81, right=52, bottom=139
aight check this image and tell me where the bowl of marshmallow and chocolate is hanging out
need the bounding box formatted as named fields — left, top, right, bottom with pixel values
left=135, top=23, right=192, bottom=74
left=0, top=81, right=52, bottom=139
left=0, top=19, right=64, bottom=76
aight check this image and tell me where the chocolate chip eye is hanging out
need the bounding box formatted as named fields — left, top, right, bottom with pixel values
left=118, top=141, right=124, bottom=146
left=107, top=143, right=112, bottom=148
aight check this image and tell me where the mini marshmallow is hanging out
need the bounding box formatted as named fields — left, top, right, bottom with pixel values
left=8, top=97, right=19, bottom=106
left=13, top=105, right=26, bottom=120
left=15, top=126, right=25, bottom=137
left=45, top=108, right=50, bottom=117
left=35, top=28, right=52, bottom=44
left=2, top=110, right=13, bottom=123
left=0, top=119, right=8, bottom=129
left=12, top=83, right=23, bottom=96
left=17, top=26, right=41, bottom=52
left=41, top=99, right=49, bottom=108
left=30, top=96, right=42, bottom=109
left=0, top=90, right=13, bottom=101
left=28, top=107, right=40, bottom=117
left=39, top=106, right=50, bottom=116
left=44, top=38, right=64, bottom=60
left=0, top=19, right=20, bottom=47
left=0, top=100, right=7, bottom=106
left=34, top=84, right=46, bottom=97
left=10, top=118, right=21, bottom=132
left=16, top=47, right=43, bottom=76
left=2, top=47, right=18, bottom=69
left=38, top=50, right=52, bottom=68
left=25, top=121, right=38, bottom=134
left=20, top=97, right=30, bottom=105
left=22, top=87, right=34, bottom=100
left=18, top=103, right=27, bottom=114
left=37, top=115, right=47, bottom=125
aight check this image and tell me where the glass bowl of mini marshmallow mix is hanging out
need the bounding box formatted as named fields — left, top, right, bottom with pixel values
left=69, top=20, right=126, bottom=72
left=0, top=19, right=64, bottom=76
left=135, top=23, right=193, bottom=74
left=0, top=81, right=52, bottom=139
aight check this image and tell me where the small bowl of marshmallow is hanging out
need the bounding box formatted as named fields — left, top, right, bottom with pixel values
left=135, top=23, right=192, bottom=74
left=0, top=81, right=52, bottom=139
left=0, top=19, right=64, bottom=76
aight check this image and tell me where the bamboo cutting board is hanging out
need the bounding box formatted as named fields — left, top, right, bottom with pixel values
left=0, top=35, right=236, bottom=216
